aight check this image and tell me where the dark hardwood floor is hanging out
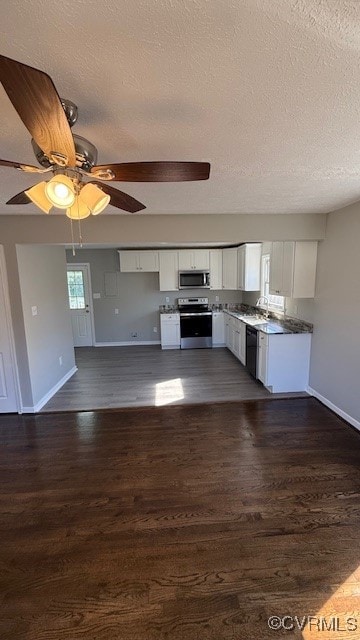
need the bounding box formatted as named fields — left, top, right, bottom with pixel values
left=0, top=397, right=359, bottom=639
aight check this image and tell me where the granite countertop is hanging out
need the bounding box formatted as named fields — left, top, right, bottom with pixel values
left=159, top=305, right=313, bottom=335
left=160, top=307, right=179, bottom=314
left=224, top=309, right=312, bottom=335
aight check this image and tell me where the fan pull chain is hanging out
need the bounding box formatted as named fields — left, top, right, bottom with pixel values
left=77, top=195, right=83, bottom=248
left=70, top=217, right=76, bottom=256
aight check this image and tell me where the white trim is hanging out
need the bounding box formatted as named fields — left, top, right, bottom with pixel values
left=0, top=246, right=22, bottom=413
left=21, top=366, right=77, bottom=413
left=67, top=262, right=95, bottom=346
left=307, top=386, right=360, bottom=432
left=94, top=341, right=161, bottom=347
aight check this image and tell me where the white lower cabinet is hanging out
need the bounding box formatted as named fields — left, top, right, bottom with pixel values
left=224, top=313, right=246, bottom=364
left=257, top=332, right=311, bottom=392
left=225, top=315, right=231, bottom=349
left=160, top=314, right=180, bottom=349
left=212, top=312, right=225, bottom=346
left=239, top=322, right=246, bottom=365
left=233, top=326, right=241, bottom=359
left=257, top=333, right=268, bottom=384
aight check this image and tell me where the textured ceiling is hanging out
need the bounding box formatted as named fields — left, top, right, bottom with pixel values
left=1, top=0, right=360, bottom=215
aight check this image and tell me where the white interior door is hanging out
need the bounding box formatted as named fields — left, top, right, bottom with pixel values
left=66, top=264, right=94, bottom=347
left=0, top=247, right=19, bottom=412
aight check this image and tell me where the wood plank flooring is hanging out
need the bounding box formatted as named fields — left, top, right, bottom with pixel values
left=43, top=346, right=306, bottom=412
left=0, top=398, right=359, bottom=639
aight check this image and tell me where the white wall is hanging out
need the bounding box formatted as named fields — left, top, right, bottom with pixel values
left=309, top=203, right=360, bottom=426
left=16, top=245, right=76, bottom=409
left=0, top=212, right=326, bottom=246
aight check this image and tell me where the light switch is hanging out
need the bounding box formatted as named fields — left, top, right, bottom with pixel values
left=93, top=293, right=101, bottom=299
left=115, top=308, right=119, bottom=315
left=31, top=305, right=38, bottom=317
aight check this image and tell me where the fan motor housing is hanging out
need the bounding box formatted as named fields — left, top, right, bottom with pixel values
left=31, top=134, right=98, bottom=171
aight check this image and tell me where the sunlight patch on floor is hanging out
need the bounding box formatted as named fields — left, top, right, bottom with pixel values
left=303, top=565, right=360, bottom=639
left=155, top=378, right=184, bottom=406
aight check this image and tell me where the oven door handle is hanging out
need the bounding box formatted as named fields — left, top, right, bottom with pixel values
left=180, top=312, right=212, bottom=317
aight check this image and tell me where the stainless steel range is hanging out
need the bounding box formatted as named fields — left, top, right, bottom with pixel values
left=178, top=297, right=212, bottom=349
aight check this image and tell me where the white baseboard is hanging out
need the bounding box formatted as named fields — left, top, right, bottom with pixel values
left=94, top=341, right=160, bottom=347
left=307, top=386, right=360, bottom=432
left=21, top=366, right=78, bottom=413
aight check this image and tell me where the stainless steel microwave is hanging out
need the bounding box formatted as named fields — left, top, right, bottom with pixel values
left=178, top=271, right=210, bottom=289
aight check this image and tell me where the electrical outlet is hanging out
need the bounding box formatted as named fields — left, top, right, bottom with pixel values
left=153, top=326, right=158, bottom=333
left=115, top=308, right=119, bottom=315
left=59, top=356, right=63, bottom=366
left=165, top=296, right=170, bottom=303
left=215, top=295, right=219, bottom=302
left=31, top=305, right=37, bottom=316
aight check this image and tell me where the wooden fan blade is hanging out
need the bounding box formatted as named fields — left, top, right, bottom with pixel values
left=6, top=190, right=31, bottom=205
left=0, top=55, right=76, bottom=166
left=0, top=158, right=44, bottom=173
left=91, top=161, right=211, bottom=182
left=90, top=181, right=146, bottom=213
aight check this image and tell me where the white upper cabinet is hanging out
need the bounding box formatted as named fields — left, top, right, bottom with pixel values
left=237, top=243, right=261, bottom=291
left=119, top=250, right=159, bottom=273
left=138, top=251, right=159, bottom=272
left=178, top=250, right=210, bottom=270
left=159, top=251, right=179, bottom=291
left=209, top=249, right=223, bottom=290
left=269, top=241, right=318, bottom=298
left=222, top=248, right=238, bottom=289
left=222, top=244, right=261, bottom=291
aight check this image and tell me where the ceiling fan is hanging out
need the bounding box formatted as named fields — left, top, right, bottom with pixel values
left=0, top=54, right=210, bottom=220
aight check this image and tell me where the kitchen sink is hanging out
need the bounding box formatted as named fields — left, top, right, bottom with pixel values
left=243, top=317, right=268, bottom=325
left=238, top=315, right=267, bottom=325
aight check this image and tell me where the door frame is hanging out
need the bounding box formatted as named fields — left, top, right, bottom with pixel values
left=0, top=246, right=21, bottom=412
left=66, top=262, right=95, bottom=347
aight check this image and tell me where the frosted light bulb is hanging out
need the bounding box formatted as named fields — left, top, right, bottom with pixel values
left=54, top=183, right=70, bottom=200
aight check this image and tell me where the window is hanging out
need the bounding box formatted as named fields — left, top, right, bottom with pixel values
left=67, top=270, right=85, bottom=309
left=261, top=255, right=284, bottom=311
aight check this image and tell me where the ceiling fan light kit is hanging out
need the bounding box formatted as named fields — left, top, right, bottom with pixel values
left=45, top=174, right=76, bottom=209
left=66, top=197, right=91, bottom=220
left=0, top=53, right=210, bottom=232
left=24, top=182, right=52, bottom=214
left=79, top=183, right=110, bottom=215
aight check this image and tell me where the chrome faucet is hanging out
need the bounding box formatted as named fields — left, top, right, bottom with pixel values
left=256, top=296, right=269, bottom=318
